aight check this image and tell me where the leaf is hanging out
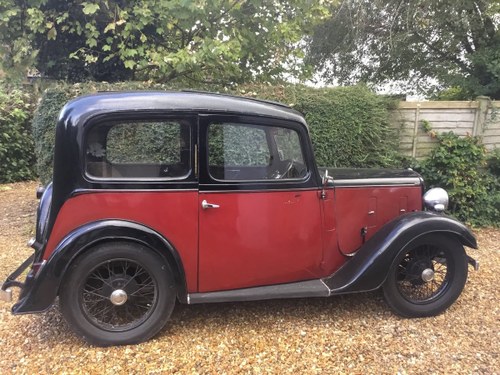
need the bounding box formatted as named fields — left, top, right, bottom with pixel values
left=124, top=60, right=136, bottom=69
left=82, top=2, right=100, bottom=15
left=104, top=22, right=116, bottom=33
left=84, top=54, right=98, bottom=63
left=47, top=27, right=57, bottom=40
left=87, top=37, right=97, bottom=48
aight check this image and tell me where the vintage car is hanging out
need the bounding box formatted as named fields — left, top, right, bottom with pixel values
left=1, top=92, right=478, bottom=346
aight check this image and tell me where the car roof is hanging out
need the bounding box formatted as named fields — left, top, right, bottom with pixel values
left=59, top=91, right=307, bottom=127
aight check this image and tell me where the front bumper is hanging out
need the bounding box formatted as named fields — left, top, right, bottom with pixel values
left=0, top=253, right=35, bottom=302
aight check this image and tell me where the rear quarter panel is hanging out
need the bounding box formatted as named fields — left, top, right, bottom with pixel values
left=42, top=191, right=199, bottom=292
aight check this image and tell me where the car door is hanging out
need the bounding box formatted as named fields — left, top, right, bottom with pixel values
left=198, top=114, right=324, bottom=293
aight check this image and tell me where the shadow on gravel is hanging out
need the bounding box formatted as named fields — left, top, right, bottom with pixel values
left=25, top=291, right=390, bottom=346
left=31, top=303, right=79, bottom=346
left=165, top=290, right=390, bottom=331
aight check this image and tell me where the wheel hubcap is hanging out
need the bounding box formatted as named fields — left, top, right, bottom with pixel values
left=110, top=289, right=128, bottom=305
left=421, top=268, right=435, bottom=282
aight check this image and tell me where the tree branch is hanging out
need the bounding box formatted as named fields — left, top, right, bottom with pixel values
left=209, top=0, right=244, bottom=24
left=413, top=31, right=473, bottom=74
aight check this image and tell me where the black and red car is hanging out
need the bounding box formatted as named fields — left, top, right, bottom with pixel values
left=1, top=92, right=478, bottom=346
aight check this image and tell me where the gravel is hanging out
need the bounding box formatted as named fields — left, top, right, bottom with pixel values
left=0, top=181, right=499, bottom=374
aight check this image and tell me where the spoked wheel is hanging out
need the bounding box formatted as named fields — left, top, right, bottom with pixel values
left=82, top=259, right=157, bottom=331
left=383, top=234, right=468, bottom=317
left=60, top=242, right=176, bottom=346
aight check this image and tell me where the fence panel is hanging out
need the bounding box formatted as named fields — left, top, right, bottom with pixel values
left=390, top=98, right=499, bottom=159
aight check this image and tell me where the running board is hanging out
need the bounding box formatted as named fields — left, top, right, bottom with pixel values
left=187, top=279, right=331, bottom=304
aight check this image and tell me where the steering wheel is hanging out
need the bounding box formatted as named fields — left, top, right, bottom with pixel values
left=270, top=159, right=295, bottom=179
left=280, top=159, right=295, bottom=178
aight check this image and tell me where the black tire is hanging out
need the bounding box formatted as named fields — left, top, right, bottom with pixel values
left=382, top=234, right=468, bottom=317
left=59, top=242, right=176, bottom=346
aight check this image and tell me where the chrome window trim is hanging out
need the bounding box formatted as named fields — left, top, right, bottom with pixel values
left=334, top=177, right=422, bottom=187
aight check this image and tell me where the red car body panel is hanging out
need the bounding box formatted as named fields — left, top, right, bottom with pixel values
left=42, top=186, right=422, bottom=294
left=198, top=189, right=324, bottom=292
left=335, top=186, right=423, bottom=254
left=43, top=191, right=200, bottom=292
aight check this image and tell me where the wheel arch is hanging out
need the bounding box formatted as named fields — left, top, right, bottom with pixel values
left=325, top=211, right=477, bottom=294
left=12, top=220, right=188, bottom=314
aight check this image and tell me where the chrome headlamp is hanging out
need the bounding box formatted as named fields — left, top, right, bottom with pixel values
left=423, top=187, right=449, bottom=212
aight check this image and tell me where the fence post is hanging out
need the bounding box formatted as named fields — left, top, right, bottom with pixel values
left=411, top=104, right=421, bottom=158
left=472, top=96, right=490, bottom=136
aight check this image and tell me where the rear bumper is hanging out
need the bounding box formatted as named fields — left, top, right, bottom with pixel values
left=0, top=253, right=35, bottom=302
left=467, top=255, right=480, bottom=271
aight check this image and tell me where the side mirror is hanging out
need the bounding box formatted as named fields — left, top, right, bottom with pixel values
left=322, top=169, right=334, bottom=187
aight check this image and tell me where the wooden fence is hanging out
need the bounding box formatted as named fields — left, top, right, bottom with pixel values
left=390, top=97, right=500, bottom=159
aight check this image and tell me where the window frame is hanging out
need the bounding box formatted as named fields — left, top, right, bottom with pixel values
left=200, top=114, right=313, bottom=188
left=82, top=113, right=197, bottom=183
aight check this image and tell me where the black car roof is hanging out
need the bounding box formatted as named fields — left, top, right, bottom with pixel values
left=59, top=91, right=307, bottom=127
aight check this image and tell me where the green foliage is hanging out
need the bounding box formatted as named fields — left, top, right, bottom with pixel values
left=0, top=83, right=36, bottom=183
left=487, top=148, right=500, bottom=176
left=296, top=86, right=400, bottom=168
left=308, top=0, right=500, bottom=99
left=420, top=131, right=499, bottom=226
left=430, top=87, right=473, bottom=101
left=0, top=0, right=327, bottom=83
left=33, top=82, right=402, bottom=183
left=32, top=88, right=69, bottom=184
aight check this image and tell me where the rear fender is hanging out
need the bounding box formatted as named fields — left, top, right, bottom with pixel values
left=324, top=211, right=477, bottom=294
left=12, top=220, right=187, bottom=314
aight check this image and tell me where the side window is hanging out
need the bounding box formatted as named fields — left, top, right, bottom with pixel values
left=207, top=122, right=307, bottom=181
left=86, top=120, right=191, bottom=179
left=209, top=123, right=270, bottom=166
left=273, top=128, right=304, bottom=163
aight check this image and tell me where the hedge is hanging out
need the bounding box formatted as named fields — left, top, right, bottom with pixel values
left=419, top=131, right=499, bottom=227
left=0, top=83, right=36, bottom=183
left=32, top=82, right=401, bottom=183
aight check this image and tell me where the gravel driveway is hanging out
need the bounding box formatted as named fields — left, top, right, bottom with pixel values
left=0, top=181, right=498, bottom=374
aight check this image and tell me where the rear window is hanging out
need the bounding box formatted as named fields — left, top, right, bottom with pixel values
left=85, top=120, right=191, bottom=179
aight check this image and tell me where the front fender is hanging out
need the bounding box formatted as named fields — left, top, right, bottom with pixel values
left=324, top=211, right=477, bottom=294
left=12, top=220, right=187, bottom=314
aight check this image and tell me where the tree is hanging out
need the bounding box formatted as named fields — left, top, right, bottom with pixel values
left=0, top=0, right=326, bottom=84
left=307, top=0, right=500, bottom=99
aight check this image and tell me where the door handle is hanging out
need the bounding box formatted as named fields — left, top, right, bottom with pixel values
left=201, top=200, right=220, bottom=209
